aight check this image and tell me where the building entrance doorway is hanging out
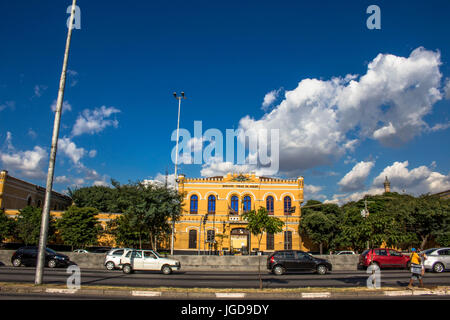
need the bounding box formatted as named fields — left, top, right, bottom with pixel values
left=230, top=228, right=250, bottom=255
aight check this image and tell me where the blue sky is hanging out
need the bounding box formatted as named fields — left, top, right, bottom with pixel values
left=0, top=0, right=449, bottom=204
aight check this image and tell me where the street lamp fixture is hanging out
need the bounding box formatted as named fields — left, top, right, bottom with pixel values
left=171, top=91, right=187, bottom=256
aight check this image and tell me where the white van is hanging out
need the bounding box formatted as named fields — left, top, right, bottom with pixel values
left=120, top=249, right=181, bottom=275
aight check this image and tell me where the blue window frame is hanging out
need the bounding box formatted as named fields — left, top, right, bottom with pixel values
left=243, top=196, right=251, bottom=212
left=190, top=195, right=198, bottom=214
left=284, top=196, right=292, bottom=215
left=231, top=195, right=239, bottom=213
left=208, top=195, right=216, bottom=214
left=266, top=196, right=274, bottom=214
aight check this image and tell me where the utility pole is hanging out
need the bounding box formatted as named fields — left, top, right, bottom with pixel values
left=171, top=92, right=186, bottom=255
left=35, top=0, right=77, bottom=285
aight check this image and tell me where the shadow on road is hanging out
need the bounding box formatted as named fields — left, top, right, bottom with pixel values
left=262, top=277, right=289, bottom=288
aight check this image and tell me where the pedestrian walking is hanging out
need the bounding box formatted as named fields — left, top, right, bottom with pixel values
left=408, top=248, right=424, bottom=289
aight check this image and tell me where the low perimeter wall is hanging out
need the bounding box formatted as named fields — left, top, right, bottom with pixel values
left=0, top=250, right=360, bottom=271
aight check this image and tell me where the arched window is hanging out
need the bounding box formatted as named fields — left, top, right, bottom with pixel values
left=243, top=196, right=251, bottom=212
left=27, top=196, right=32, bottom=206
left=190, top=195, right=198, bottom=214
left=284, top=231, right=292, bottom=250
left=266, top=233, right=274, bottom=250
left=230, top=195, right=239, bottom=213
left=284, top=196, right=292, bottom=215
left=208, top=195, right=216, bottom=214
left=266, top=196, right=274, bottom=215
left=188, top=230, right=197, bottom=249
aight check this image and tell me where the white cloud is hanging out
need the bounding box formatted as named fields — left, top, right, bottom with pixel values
left=327, top=160, right=450, bottom=205
left=88, top=150, right=97, bottom=158
left=72, top=106, right=120, bottom=136
left=33, top=85, right=47, bottom=98
left=58, top=137, right=86, bottom=166
left=55, top=176, right=70, bottom=184
left=429, top=122, right=450, bottom=132
left=51, top=100, right=72, bottom=114
left=444, top=78, right=450, bottom=99
left=0, top=101, right=15, bottom=112
left=338, top=161, right=375, bottom=192
left=262, top=88, right=282, bottom=110
left=143, top=173, right=176, bottom=188
left=236, top=47, right=443, bottom=176
left=0, top=133, right=47, bottom=179
left=372, top=161, right=450, bottom=195
left=67, top=69, right=79, bottom=87
left=27, top=128, right=37, bottom=139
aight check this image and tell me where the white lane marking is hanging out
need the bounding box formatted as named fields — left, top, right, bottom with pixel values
left=215, top=293, right=246, bottom=298
left=384, top=291, right=412, bottom=296
left=301, top=292, right=331, bottom=298
left=46, top=288, right=78, bottom=294
left=132, top=291, right=162, bottom=297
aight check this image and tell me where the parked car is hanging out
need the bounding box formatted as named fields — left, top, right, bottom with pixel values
left=120, top=249, right=181, bottom=275
left=358, top=248, right=410, bottom=269
left=335, top=251, right=355, bottom=255
left=267, top=250, right=332, bottom=275
left=11, top=246, right=71, bottom=268
left=422, top=248, right=450, bottom=273
left=89, top=247, right=112, bottom=254
left=73, top=249, right=89, bottom=254
left=104, top=248, right=132, bottom=270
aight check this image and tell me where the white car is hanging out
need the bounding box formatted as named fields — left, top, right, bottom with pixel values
left=104, top=248, right=133, bottom=270
left=73, top=249, right=89, bottom=253
left=120, top=249, right=181, bottom=275
left=336, top=251, right=355, bottom=255
left=422, top=248, right=450, bottom=273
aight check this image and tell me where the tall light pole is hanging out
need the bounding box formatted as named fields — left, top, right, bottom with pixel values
left=171, top=92, right=186, bottom=255
left=35, top=0, right=77, bottom=285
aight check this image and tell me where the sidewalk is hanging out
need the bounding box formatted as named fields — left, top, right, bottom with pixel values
left=1, top=282, right=450, bottom=299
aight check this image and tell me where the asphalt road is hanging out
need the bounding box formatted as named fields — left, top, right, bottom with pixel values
left=0, top=266, right=449, bottom=289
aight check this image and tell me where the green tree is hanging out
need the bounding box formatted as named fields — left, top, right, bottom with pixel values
left=394, top=194, right=450, bottom=249
left=242, top=207, right=284, bottom=289
left=57, top=206, right=102, bottom=250
left=299, top=202, right=341, bottom=254
left=68, top=185, right=117, bottom=212
left=15, top=206, right=56, bottom=245
left=0, top=209, right=15, bottom=243
left=106, top=180, right=184, bottom=250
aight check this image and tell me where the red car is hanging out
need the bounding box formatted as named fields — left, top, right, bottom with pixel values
left=359, top=248, right=410, bottom=269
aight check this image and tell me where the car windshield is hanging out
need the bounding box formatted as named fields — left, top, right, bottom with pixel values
left=423, top=249, right=436, bottom=255
left=45, top=248, right=57, bottom=255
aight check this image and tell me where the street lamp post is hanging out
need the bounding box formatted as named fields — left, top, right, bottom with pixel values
left=171, top=92, right=186, bottom=256
left=35, top=0, right=77, bottom=285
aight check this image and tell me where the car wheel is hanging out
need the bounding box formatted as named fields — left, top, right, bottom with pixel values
left=122, top=264, right=132, bottom=274
left=162, top=265, right=172, bottom=275
left=48, top=259, right=57, bottom=268
left=317, top=265, right=328, bottom=275
left=12, top=258, right=22, bottom=267
left=105, top=261, right=115, bottom=270
left=433, top=262, right=444, bottom=273
left=273, top=265, right=284, bottom=276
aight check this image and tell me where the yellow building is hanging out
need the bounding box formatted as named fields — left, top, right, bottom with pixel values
left=174, top=172, right=306, bottom=254
left=0, top=170, right=72, bottom=211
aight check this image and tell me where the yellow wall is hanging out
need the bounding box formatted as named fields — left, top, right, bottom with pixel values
left=175, top=173, right=306, bottom=253
left=4, top=209, right=120, bottom=246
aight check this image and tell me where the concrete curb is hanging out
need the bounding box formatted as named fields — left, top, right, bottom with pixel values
left=1, top=284, right=450, bottom=299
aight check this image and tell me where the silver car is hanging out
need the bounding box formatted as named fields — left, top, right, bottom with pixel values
left=423, top=248, right=450, bottom=273
left=104, top=248, right=133, bottom=270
